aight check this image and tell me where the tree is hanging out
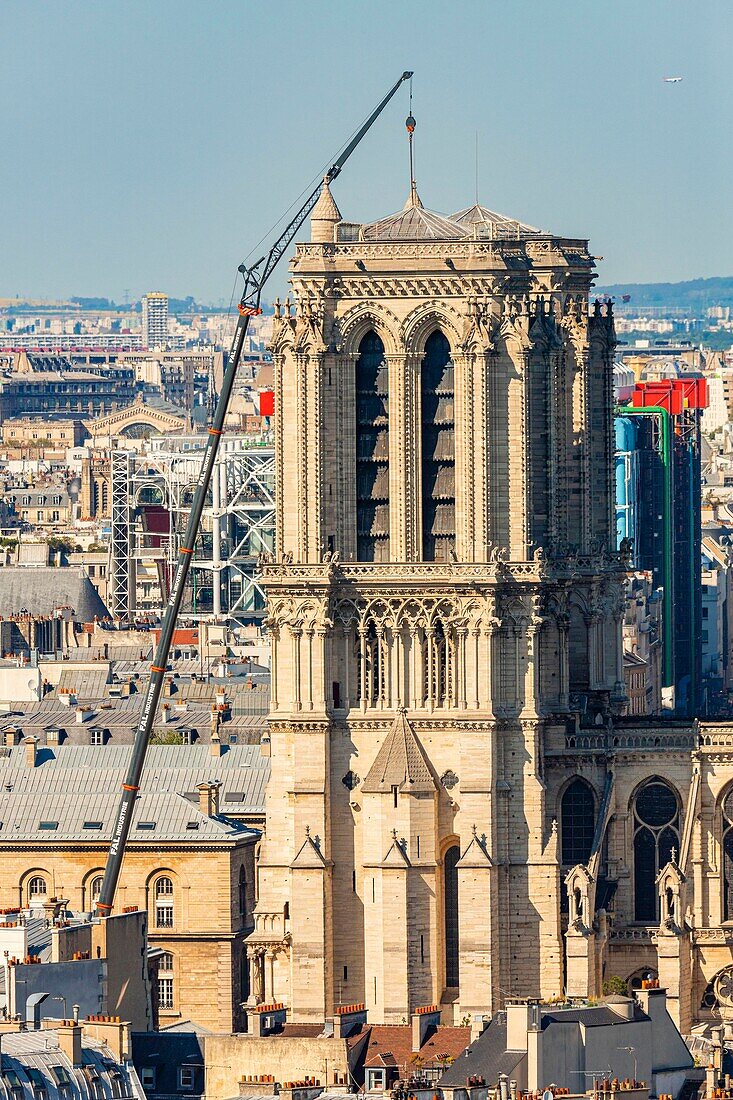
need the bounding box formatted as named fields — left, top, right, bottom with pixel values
left=603, top=975, right=629, bottom=996
left=45, top=535, right=82, bottom=564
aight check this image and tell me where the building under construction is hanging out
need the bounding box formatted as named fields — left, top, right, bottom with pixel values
left=109, top=435, right=274, bottom=626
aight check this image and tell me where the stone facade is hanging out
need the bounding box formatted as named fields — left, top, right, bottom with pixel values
left=0, top=788, right=257, bottom=1032
left=250, top=181, right=733, bottom=1033
left=250, top=185, right=624, bottom=1023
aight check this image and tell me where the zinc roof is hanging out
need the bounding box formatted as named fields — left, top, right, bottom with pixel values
left=0, top=743, right=268, bottom=839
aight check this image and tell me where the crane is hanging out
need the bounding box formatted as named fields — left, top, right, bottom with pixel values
left=96, top=70, right=413, bottom=915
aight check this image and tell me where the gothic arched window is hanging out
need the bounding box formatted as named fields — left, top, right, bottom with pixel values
left=561, top=779, right=596, bottom=867
left=633, top=780, right=679, bottom=922
left=356, top=331, right=389, bottom=562
left=444, top=844, right=460, bottom=988
left=721, top=788, right=733, bottom=921
left=421, top=331, right=455, bottom=561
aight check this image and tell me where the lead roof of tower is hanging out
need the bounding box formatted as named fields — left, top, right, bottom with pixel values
left=363, top=192, right=467, bottom=241
left=361, top=195, right=545, bottom=242
left=451, top=202, right=543, bottom=237
left=361, top=711, right=438, bottom=794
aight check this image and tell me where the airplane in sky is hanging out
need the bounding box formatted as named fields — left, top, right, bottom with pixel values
left=663, top=76, right=683, bottom=83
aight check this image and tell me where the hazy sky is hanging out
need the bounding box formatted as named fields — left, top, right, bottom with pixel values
left=3, top=0, right=731, bottom=303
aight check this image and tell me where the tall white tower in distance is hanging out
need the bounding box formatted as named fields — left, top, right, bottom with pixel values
left=141, top=291, right=169, bottom=349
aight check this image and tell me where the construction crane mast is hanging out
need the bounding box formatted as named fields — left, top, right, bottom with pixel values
left=96, top=70, right=413, bottom=914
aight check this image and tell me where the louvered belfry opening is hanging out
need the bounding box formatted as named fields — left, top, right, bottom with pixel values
left=356, top=331, right=390, bottom=561
left=421, top=330, right=455, bottom=561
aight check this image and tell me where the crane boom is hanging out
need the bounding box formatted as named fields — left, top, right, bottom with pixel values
left=96, top=70, right=413, bottom=914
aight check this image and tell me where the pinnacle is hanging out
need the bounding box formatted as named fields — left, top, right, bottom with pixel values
left=311, top=176, right=342, bottom=223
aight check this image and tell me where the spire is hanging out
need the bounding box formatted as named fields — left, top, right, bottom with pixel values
left=403, top=186, right=423, bottom=211
left=310, top=176, right=342, bottom=243
left=404, top=75, right=420, bottom=210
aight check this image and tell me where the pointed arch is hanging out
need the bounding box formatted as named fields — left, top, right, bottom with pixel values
left=630, top=777, right=680, bottom=922
left=443, top=841, right=460, bottom=988
left=339, top=303, right=400, bottom=357
left=559, top=777, right=596, bottom=867
left=421, top=330, right=455, bottom=561
left=356, top=330, right=390, bottom=561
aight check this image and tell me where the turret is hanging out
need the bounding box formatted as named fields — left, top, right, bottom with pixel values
left=310, top=177, right=341, bottom=242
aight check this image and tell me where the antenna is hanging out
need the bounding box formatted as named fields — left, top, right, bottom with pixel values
left=406, top=75, right=417, bottom=206
left=475, top=131, right=480, bottom=205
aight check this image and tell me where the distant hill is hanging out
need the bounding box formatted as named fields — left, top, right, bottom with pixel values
left=595, top=276, right=733, bottom=310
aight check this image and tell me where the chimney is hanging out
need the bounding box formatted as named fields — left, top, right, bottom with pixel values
left=506, top=1002, right=531, bottom=1051
left=24, top=737, right=38, bottom=768
left=197, top=781, right=221, bottom=817
left=57, top=1021, right=83, bottom=1067
left=210, top=737, right=224, bottom=757
left=82, top=1017, right=130, bottom=1062
left=75, top=707, right=84, bottom=724
left=411, top=1005, right=441, bottom=1051
left=605, top=995, right=635, bottom=1021
left=526, top=1003, right=543, bottom=1092
left=636, top=983, right=667, bottom=1023
left=4, top=728, right=19, bottom=747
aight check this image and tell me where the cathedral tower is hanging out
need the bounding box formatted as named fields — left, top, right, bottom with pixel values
left=247, top=180, right=623, bottom=1023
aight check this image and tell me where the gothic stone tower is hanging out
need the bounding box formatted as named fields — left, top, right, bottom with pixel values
left=247, top=182, right=623, bottom=1023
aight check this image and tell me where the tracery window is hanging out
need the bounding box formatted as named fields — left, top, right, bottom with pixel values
left=358, top=620, right=384, bottom=706
left=633, top=780, right=679, bottom=922
left=561, top=779, right=596, bottom=867
left=90, top=876, right=104, bottom=904
left=356, top=331, right=389, bottom=562
left=444, top=844, right=460, bottom=987
left=721, top=788, right=733, bottom=921
left=421, top=331, right=455, bottom=561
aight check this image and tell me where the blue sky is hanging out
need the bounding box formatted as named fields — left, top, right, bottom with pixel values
left=2, top=0, right=731, bottom=302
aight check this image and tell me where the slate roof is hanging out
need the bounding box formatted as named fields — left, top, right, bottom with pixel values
left=0, top=567, right=109, bottom=619
left=361, top=711, right=437, bottom=794
left=439, top=1003, right=652, bottom=1090
left=439, top=1013, right=524, bottom=1087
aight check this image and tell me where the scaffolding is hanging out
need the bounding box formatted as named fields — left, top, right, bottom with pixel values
left=109, top=451, right=133, bottom=618
left=108, top=437, right=274, bottom=626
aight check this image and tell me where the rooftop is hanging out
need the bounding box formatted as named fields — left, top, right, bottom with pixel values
left=0, top=742, right=267, bottom=841
left=0, top=567, right=109, bottom=620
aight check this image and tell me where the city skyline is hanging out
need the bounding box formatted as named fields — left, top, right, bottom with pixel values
left=3, top=0, right=731, bottom=302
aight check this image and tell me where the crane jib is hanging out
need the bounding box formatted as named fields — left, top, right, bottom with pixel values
left=96, top=69, right=412, bottom=914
